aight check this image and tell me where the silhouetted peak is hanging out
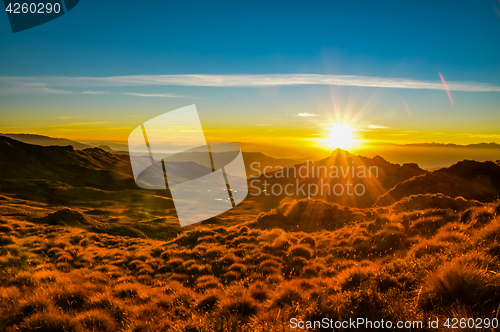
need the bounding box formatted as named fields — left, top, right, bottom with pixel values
left=331, top=147, right=349, bottom=154
left=97, top=145, right=113, bottom=152
left=84, top=147, right=108, bottom=153
left=438, top=159, right=500, bottom=179
left=370, top=155, right=390, bottom=166
left=402, top=163, right=420, bottom=170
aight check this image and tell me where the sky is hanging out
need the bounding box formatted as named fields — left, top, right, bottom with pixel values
left=1, top=0, right=500, bottom=158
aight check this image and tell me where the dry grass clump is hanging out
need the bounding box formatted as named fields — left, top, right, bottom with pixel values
left=255, top=258, right=280, bottom=278
left=196, top=293, right=220, bottom=313
left=434, top=228, right=466, bottom=243
left=0, top=235, right=15, bottom=246
left=52, top=283, right=92, bottom=311
left=474, top=217, right=500, bottom=245
left=76, top=309, right=118, bottom=332
left=257, top=228, right=286, bottom=243
left=337, top=265, right=375, bottom=291
left=289, top=244, right=313, bottom=259
left=263, top=236, right=290, bottom=256
left=410, top=239, right=447, bottom=258
left=374, top=272, right=399, bottom=292
left=17, top=291, right=52, bottom=318
left=249, top=282, right=269, bottom=302
left=220, top=296, right=259, bottom=323
left=17, top=311, right=77, bottom=332
left=194, top=275, right=220, bottom=292
left=11, top=270, right=38, bottom=288
left=418, top=254, right=500, bottom=315
left=230, top=235, right=258, bottom=247
left=272, top=288, right=303, bottom=308
left=203, top=246, right=225, bottom=260
left=370, top=228, right=406, bottom=255
left=298, top=235, right=316, bottom=248
left=87, top=293, right=130, bottom=326
left=281, top=255, right=308, bottom=278
left=337, top=288, right=396, bottom=322
left=113, top=282, right=152, bottom=304
left=301, top=262, right=324, bottom=278
left=410, top=216, right=450, bottom=237
left=113, top=282, right=140, bottom=299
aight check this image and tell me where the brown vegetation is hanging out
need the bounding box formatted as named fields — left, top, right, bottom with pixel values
left=1, top=197, right=500, bottom=331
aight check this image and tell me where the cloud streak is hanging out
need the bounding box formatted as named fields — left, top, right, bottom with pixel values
left=367, top=124, right=389, bottom=129
left=297, top=112, right=319, bottom=117
left=123, top=92, right=184, bottom=98
left=1, top=74, right=500, bottom=93
left=82, top=90, right=109, bottom=95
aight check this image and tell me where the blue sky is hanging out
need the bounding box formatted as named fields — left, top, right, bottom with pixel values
left=0, top=0, right=499, bottom=148
left=1, top=0, right=500, bottom=79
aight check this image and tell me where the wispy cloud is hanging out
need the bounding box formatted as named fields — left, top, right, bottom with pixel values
left=67, top=121, right=107, bottom=126
left=82, top=90, right=109, bottom=95
left=123, top=92, right=184, bottom=98
left=297, top=112, right=319, bottom=117
left=367, top=124, right=389, bottom=129
left=1, top=74, right=500, bottom=94
left=38, top=87, right=72, bottom=94
left=0, top=81, right=71, bottom=95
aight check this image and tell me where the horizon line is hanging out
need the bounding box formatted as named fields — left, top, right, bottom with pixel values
left=1, top=132, right=499, bottom=147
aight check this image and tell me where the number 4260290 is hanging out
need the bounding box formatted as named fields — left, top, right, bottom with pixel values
left=6, top=2, right=61, bottom=14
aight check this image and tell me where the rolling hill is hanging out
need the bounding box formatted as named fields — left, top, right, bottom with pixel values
left=375, top=159, right=500, bottom=206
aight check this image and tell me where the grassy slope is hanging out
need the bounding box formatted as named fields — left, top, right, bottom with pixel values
left=1, top=197, right=499, bottom=332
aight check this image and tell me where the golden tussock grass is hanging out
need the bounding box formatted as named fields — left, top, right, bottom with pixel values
left=0, top=199, right=500, bottom=331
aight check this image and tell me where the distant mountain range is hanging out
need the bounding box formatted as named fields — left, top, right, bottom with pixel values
left=405, top=142, right=500, bottom=149
left=0, top=133, right=92, bottom=149
left=0, top=133, right=300, bottom=177
left=0, top=135, right=232, bottom=190
left=2, top=134, right=500, bottom=212
left=249, top=148, right=426, bottom=208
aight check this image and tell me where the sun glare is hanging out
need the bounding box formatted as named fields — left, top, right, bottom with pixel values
left=328, top=124, right=355, bottom=150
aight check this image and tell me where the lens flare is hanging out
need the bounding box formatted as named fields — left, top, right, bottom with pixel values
left=439, top=72, right=454, bottom=107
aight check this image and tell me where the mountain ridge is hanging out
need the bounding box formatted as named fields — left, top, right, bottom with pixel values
left=0, top=133, right=92, bottom=149
left=249, top=148, right=427, bottom=208
left=375, top=159, right=500, bottom=206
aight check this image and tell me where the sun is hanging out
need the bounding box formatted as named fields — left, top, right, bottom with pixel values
left=328, top=124, right=355, bottom=150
